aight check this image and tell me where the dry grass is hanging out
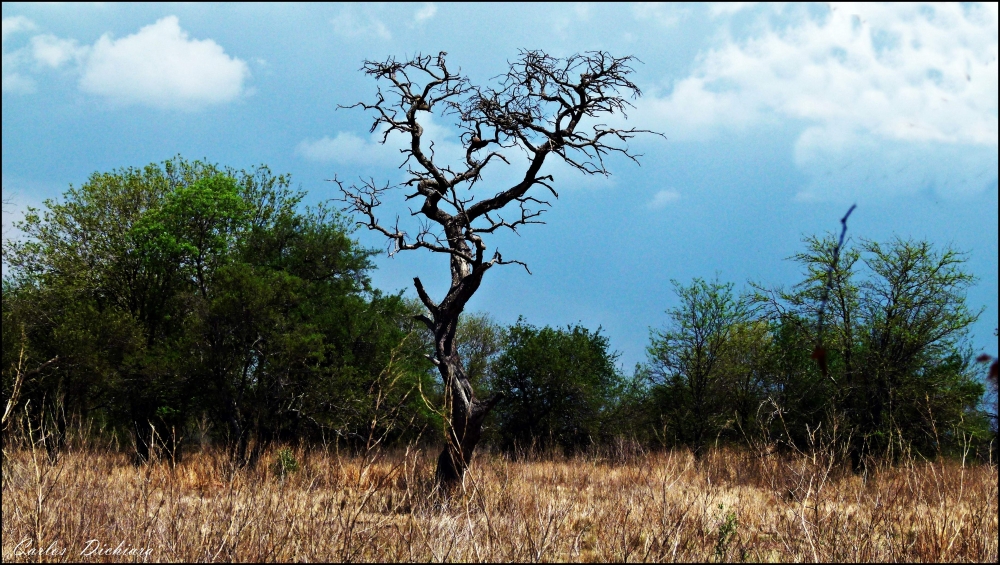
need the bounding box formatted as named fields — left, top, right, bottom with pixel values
left=2, top=442, right=996, bottom=562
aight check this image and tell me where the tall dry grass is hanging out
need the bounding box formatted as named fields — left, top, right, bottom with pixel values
left=2, top=440, right=996, bottom=562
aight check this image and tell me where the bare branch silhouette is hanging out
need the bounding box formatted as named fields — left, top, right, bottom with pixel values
left=812, top=204, right=857, bottom=378
left=333, top=50, right=659, bottom=488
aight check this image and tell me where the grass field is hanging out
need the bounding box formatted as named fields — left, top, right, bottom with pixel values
left=2, top=443, right=996, bottom=562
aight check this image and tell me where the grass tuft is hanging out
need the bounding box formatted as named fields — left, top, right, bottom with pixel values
left=2, top=445, right=996, bottom=562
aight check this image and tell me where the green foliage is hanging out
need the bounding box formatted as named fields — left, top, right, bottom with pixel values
left=767, top=236, right=988, bottom=461
left=646, top=278, right=750, bottom=454
left=2, top=157, right=435, bottom=461
left=273, top=447, right=299, bottom=478
left=489, top=318, right=626, bottom=453
left=455, top=312, right=503, bottom=389
left=714, top=504, right=739, bottom=562
left=642, top=236, right=989, bottom=463
left=2, top=158, right=992, bottom=465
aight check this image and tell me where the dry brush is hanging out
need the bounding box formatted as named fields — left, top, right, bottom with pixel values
left=2, top=441, right=996, bottom=563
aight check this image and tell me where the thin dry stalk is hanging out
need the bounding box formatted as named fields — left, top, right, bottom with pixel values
left=1, top=443, right=996, bottom=562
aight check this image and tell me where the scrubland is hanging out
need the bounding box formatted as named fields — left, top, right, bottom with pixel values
left=2, top=442, right=997, bottom=563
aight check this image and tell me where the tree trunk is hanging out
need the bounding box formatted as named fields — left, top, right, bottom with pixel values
left=432, top=333, right=502, bottom=490
left=340, top=49, right=654, bottom=490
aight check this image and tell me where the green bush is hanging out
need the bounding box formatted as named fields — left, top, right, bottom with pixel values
left=273, top=447, right=299, bottom=478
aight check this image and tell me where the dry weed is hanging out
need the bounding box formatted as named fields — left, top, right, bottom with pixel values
left=2, top=443, right=996, bottom=562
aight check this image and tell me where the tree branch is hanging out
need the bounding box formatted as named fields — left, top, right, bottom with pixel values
left=333, top=49, right=658, bottom=327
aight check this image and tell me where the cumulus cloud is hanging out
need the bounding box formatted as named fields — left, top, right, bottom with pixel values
left=79, top=16, right=249, bottom=109
left=638, top=2, right=999, bottom=198
left=647, top=3, right=997, bottom=144
left=2, top=16, right=38, bottom=93
left=31, top=34, right=86, bottom=68
left=2, top=15, right=248, bottom=108
left=2, top=15, right=35, bottom=44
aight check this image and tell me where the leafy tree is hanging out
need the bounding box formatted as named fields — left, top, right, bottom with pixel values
left=754, top=236, right=989, bottom=465
left=454, top=311, right=504, bottom=390
left=2, top=157, right=434, bottom=462
left=717, top=319, right=778, bottom=439
left=490, top=318, right=625, bottom=453
left=853, top=238, right=985, bottom=461
left=646, top=278, right=749, bottom=455
left=5, top=161, right=186, bottom=456
left=750, top=234, right=863, bottom=449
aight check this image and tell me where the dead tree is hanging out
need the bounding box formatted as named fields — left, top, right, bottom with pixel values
left=335, top=50, right=657, bottom=489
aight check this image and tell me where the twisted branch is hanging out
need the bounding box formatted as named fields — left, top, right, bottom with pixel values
left=332, top=50, right=661, bottom=297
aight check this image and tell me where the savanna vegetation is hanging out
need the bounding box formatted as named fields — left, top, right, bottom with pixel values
left=2, top=445, right=996, bottom=562
left=7, top=158, right=991, bottom=469
left=2, top=154, right=996, bottom=563
left=3, top=48, right=997, bottom=563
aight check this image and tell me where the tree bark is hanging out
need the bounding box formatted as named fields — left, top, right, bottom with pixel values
left=434, top=351, right=502, bottom=488
left=337, top=50, right=655, bottom=490
left=426, top=291, right=503, bottom=490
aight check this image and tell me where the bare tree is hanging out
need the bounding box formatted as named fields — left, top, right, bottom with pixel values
left=335, top=50, right=658, bottom=488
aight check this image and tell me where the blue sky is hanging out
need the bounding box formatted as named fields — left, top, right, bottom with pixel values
left=3, top=2, right=997, bottom=369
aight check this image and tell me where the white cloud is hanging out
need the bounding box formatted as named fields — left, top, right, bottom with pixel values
left=648, top=189, right=681, bottom=208
left=332, top=10, right=391, bottom=40
left=2, top=16, right=37, bottom=93
left=297, top=132, right=398, bottom=166
left=647, top=3, right=998, bottom=144
left=2, top=15, right=35, bottom=44
left=78, top=16, right=249, bottom=109
left=414, top=4, right=438, bottom=23
left=708, top=2, right=759, bottom=17
left=632, top=3, right=685, bottom=28
left=31, top=34, right=86, bottom=68
left=1, top=65, right=35, bottom=93
left=3, top=15, right=248, bottom=108
left=638, top=2, right=999, bottom=198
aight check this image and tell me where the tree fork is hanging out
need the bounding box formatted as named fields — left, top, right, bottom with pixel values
left=336, top=50, right=656, bottom=489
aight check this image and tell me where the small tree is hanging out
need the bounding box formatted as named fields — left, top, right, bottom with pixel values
left=755, top=236, right=987, bottom=465
left=647, top=278, right=749, bottom=456
left=336, top=51, right=656, bottom=487
left=490, top=319, right=624, bottom=454
left=3, top=158, right=428, bottom=462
